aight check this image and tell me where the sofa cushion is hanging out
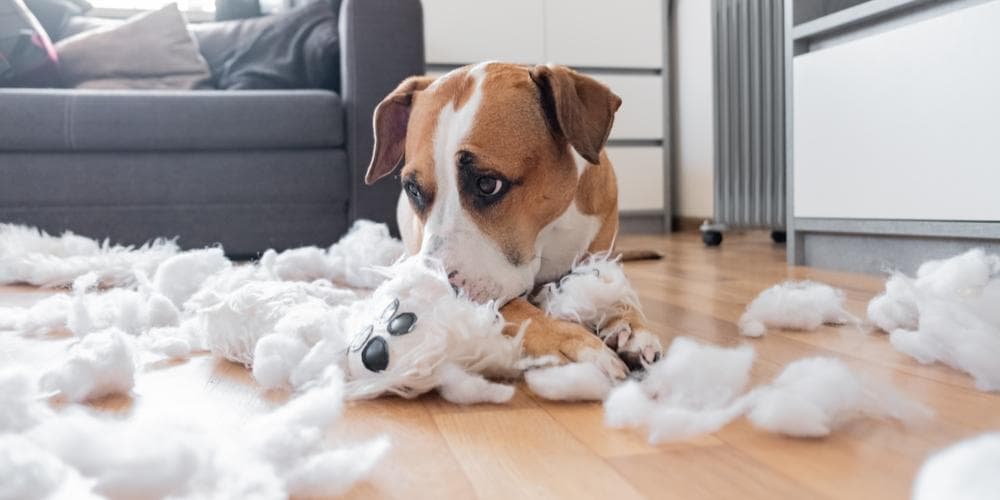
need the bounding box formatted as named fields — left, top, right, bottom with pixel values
left=0, top=88, right=344, bottom=150
left=55, top=3, right=213, bottom=89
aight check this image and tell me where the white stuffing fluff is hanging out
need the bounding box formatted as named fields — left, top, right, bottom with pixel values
left=0, top=223, right=178, bottom=288
left=270, top=220, right=405, bottom=288
left=40, top=328, right=136, bottom=402
left=150, top=247, right=231, bottom=308
left=604, top=337, right=756, bottom=442
left=0, top=435, right=98, bottom=500
left=524, top=362, right=612, bottom=401
left=0, top=370, right=51, bottom=433
left=0, top=294, right=73, bottom=336
left=603, top=337, right=926, bottom=442
left=739, top=280, right=853, bottom=337
left=747, top=357, right=931, bottom=437
left=867, top=249, right=1000, bottom=391
left=534, top=254, right=640, bottom=332
left=0, top=368, right=388, bottom=499
left=913, top=433, right=1000, bottom=500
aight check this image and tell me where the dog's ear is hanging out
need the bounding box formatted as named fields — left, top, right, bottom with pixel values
left=366, top=75, right=437, bottom=185
left=529, top=65, right=622, bottom=165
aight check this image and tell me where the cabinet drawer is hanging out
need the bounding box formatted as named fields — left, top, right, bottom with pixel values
left=544, top=0, right=663, bottom=68
left=586, top=74, right=663, bottom=140
left=422, top=0, right=544, bottom=64
left=607, top=146, right=664, bottom=211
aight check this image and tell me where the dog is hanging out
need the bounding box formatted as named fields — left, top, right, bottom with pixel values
left=364, top=62, right=662, bottom=379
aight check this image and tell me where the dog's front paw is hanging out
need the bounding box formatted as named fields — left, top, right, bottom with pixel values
left=600, top=319, right=662, bottom=370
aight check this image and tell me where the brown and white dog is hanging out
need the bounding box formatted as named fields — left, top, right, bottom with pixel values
left=364, top=62, right=662, bottom=379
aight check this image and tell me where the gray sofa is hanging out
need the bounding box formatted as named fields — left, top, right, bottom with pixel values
left=0, top=0, right=423, bottom=257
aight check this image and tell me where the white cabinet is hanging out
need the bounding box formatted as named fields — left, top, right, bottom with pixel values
left=608, top=146, right=664, bottom=212
left=544, top=0, right=663, bottom=69
left=422, top=0, right=544, bottom=64
left=585, top=74, right=663, bottom=140
left=793, top=0, right=1000, bottom=221
left=421, top=0, right=669, bottom=218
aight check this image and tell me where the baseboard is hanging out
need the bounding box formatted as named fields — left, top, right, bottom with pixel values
left=671, top=216, right=704, bottom=233
left=619, top=212, right=667, bottom=234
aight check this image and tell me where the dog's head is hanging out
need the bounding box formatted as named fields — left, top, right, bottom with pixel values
left=365, top=62, right=621, bottom=304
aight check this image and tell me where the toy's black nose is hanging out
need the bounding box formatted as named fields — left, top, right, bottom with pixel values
left=362, top=336, right=389, bottom=372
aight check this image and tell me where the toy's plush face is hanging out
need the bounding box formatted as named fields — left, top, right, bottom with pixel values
left=341, top=257, right=508, bottom=399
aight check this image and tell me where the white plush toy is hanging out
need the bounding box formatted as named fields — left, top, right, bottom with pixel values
left=190, top=254, right=635, bottom=404
left=0, top=221, right=638, bottom=404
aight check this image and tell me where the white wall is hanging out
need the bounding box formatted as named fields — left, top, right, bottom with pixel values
left=672, top=0, right=715, bottom=219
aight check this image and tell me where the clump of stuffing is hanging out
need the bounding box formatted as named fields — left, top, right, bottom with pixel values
left=0, top=435, right=98, bottom=500
left=747, top=357, right=931, bottom=437
left=270, top=220, right=404, bottom=288
left=40, top=328, right=136, bottom=402
left=913, top=433, right=1000, bottom=500
left=524, top=362, right=612, bottom=401
left=0, top=370, right=51, bottom=433
left=739, top=281, right=853, bottom=337
left=1, top=368, right=389, bottom=499
left=604, top=337, right=756, bottom=442
left=0, top=223, right=178, bottom=288
left=868, top=249, right=1000, bottom=391
left=603, top=337, right=927, bottom=442
left=150, top=247, right=231, bottom=308
left=0, top=294, right=73, bottom=336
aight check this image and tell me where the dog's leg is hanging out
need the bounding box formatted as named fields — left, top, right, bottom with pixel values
left=501, top=298, right=628, bottom=380
left=595, top=304, right=663, bottom=370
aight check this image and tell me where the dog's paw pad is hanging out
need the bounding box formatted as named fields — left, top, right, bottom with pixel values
left=617, top=329, right=663, bottom=370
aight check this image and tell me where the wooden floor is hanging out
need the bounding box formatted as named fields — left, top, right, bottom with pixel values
left=3, top=231, right=999, bottom=499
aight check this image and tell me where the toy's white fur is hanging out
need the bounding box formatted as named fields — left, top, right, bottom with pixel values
left=868, top=249, right=1000, bottom=391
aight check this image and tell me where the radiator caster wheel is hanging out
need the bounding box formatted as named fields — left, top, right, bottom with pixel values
left=771, top=230, right=787, bottom=244
left=702, top=230, right=723, bottom=247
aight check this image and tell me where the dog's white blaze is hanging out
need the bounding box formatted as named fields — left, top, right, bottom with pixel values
left=535, top=202, right=603, bottom=285
left=420, top=62, right=538, bottom=303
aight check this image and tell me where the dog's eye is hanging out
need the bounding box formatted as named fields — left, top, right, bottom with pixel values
left=362, top=336, right=389, bottom=372
left=404, top=181, right=421, bottom=201
left=388, top=312, right=417, bottom=336
left=476, top=176, right=503, bottom=197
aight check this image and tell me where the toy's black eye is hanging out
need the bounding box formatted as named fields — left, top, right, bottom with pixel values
left=476, top=176, right=503, bottom=196
left=381, top=299, right=399, bottom=322
left=350, top=325, right=373, bottom=352
left=361, top=336, right=389, bottom=372
left=388, top=312, right=417, bottom=336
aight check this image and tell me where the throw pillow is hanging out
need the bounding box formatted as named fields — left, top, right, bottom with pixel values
left=0, top=0, right=60, bottom=87
left=55, top=3, right=212, bottom=89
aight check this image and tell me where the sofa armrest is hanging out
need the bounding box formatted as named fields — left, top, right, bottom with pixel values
left=339, top=0, right=424, bottom=230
